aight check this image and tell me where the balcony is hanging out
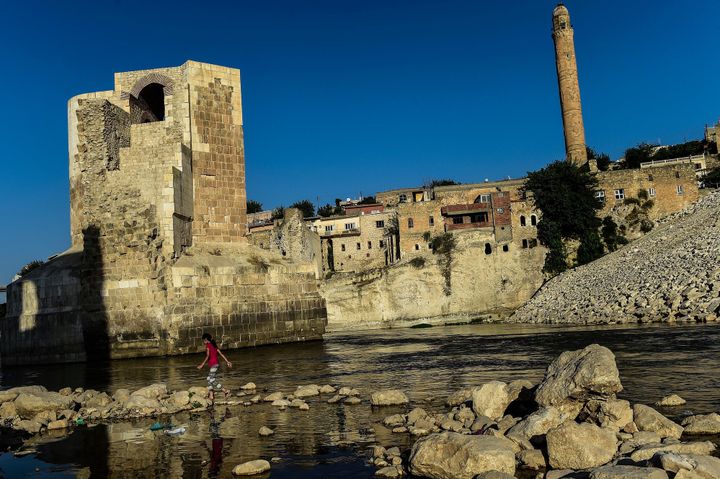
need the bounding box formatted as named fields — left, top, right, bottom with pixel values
left=441, top=203, right=490, bottom=216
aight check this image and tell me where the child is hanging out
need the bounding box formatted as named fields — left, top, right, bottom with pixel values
left=197, top=333, right=232, bottom=403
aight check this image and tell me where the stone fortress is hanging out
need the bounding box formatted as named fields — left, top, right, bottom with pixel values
left=1, top=61, right=327, bottom=366
left=1, top=5, right=716, bottom=363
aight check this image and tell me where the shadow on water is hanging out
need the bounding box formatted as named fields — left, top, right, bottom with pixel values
left=1, top=321, right=720, bottom=477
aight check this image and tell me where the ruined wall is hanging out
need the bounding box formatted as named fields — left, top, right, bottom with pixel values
left=2, top=61, right=326, bottom=365
left=321, top=229, right=546, bottom=330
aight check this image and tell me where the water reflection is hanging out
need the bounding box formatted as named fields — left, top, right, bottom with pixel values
left=1, top=322, right=719, bottom=478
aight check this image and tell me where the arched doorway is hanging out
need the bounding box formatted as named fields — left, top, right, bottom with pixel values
left=136, top=83, right=165, bottom=122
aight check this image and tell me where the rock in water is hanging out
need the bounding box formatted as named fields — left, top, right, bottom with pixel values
left=131, top=384, right=167, bottom=399
left=546, top=421, right=618, bottom=469
left=13, top=392, right=75, bottom=419
left=240, top=382, right=256, bottom=390
left=589, top=465, right=669, bottom=479
left=507, top=402, right=582, bottom=440
left=370, top=390, right=409, bottom=406
left=294, top=385, right=320, bottom=398
left=258, top=426, right=274, bottom=436
left=633, top=404, right=683, bottom=439
left=471, top=381, right=510, bottom=420
left=232, top=460, right=271, bottom=476
left=408, top=431, right=515, bottom=479
left=681, top=413, right=720, bottom=435
left=655, top=394, right=686, bottom=407
left=263, top=392, right=284, bottom=402
left=536, top=344, right=622, bottom=407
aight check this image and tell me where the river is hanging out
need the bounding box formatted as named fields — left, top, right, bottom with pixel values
left=1, top=322, right=719, bottom=478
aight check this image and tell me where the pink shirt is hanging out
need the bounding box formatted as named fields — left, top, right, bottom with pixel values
left=206, top=343, right=219, bottom=367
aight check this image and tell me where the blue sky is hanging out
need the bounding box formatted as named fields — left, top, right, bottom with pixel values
left=1, top=0, right=719, bottom=287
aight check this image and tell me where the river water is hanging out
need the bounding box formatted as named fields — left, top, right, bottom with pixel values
left=1, top=322, right=719, bottom=478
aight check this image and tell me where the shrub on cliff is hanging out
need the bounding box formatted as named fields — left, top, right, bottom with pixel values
left=17, top=260, right=45, bottom=277
left=289, top=200, right=315, bottom=218
left=601, top=217, right=628, bottom=252
left=246, top=200, right=263, bottom=214
left=525, top=161, right=603, bottom=275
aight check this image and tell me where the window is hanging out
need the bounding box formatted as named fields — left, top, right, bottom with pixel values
left=531, top=215, right=537, bottom=226
left=648, top=174, right=654, bottom=181
left=427, top=243, right=432, bottom=250
left=470, top=213, right=488, bottom=223
left=414, top=244, right=420, bottom=250
left=345, top=222, right=356, bottom=230
left=429, top=216, right=434, bottom=226
left=368, top=241, right=372, bottom=249
left=675, top=171, right=680, bottom=179
left=408, top=218, right=414, bottom=228
left=379, top=240, right=385, bottom=248
left=341, top=244, right=346, bottom=252
left=453, top=217, right=464, bottom=225
left=356, top=242, right=361, bottom=250
left=325, top=225, right=335, bottom=232
left=135, top=83, right=166, bottom=123
left=522, top=239, right=528, bottom=249
left=648, top=188, right=656, bottom=197
left=614, top=189, right=625, bottom=200
left=520, top=215, right=526, bottom=226
left=502, top=244, right=509, bottom=252
left=676, top=185, right=684, bottom=195
left=399, top=194, right=407, bottom=203
left=595, top=191, right=605, bottom=201
left=484, top=243, right=492, bottom=255
left=474, top=194, right=491, bottom=204
left=375, top=220, right=385, bottom=228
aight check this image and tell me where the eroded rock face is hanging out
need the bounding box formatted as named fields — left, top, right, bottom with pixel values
left=546, top=421, right=618, bottom=470
left=471, top=381, right=510, bottom=420
left=408, top=432, right=515, bottom=479
left=633, top=404, right=683, bottom=439
left=589, top=465, right=669, bottom=479
left=232, top=459, right=271, bottom=476
left=536, top=344, right=622, bottom=407
left=370, top=390, right=409, bottom=406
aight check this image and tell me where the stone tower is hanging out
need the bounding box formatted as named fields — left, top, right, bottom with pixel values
left=552, top=3, right=588, bottom=166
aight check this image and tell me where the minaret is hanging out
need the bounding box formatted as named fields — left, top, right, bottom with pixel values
left=552, top=3, right=588, bottom=166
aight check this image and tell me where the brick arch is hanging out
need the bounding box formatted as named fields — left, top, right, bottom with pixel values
left=129, top=73, right=175, bottom=98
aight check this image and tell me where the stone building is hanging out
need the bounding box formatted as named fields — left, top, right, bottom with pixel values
left=1, top=61, right=326, bottom=365
left=308, top=208, right=398, bottom=274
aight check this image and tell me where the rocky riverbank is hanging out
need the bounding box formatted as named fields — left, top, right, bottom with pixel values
left=510, top=191, right=720, bottom=324
left=2, top=344, right=720, bottom=477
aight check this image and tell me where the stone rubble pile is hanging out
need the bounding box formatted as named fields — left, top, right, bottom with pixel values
left=510, top=191, right=720, bottom=324
left=370, top=344, right=720, bottom=479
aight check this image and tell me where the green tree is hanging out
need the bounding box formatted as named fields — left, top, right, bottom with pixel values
left=271, top=206, right=285, bottom=220
left=424, top=178, right=459, bottom=188
left=317, top=203, right=344, bottom=217
left=525, top=161, right=603, bottom=274
left=246, top=200, right=263, bottom=214
left=586, top=146, right=611, bottom=171
left=290, top=199, right=315, bottom=218
left=621, top=143, right=656, bottom=169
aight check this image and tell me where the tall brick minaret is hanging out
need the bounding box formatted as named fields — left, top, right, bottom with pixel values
left=552, top=3, right=588, bottom=166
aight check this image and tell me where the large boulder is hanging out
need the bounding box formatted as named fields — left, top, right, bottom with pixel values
left=546, top=421, right=618, bottom=469
left=294, top=385, right=320, bottom=398
left=681, top=413, right=720, bottom=435
left=13, top=392, right=75, bottom=419
left=536, top=344, right=623, bottom=407
left=633, top=404, right=683, bottom=439
left=589, top=465, right=669, bottom=479
left=232, top=459, right=271, bottom=476
left=471, top=381, right=511, bottom=420
left=630, top=442, right=717, bottom=462
left=408, top=432, right=515, bottom=479
left=0, top=386, right=47, bottom=403
left=656, top=453, right=720, bottom=478
left=507, top=403, right=582, bottom=440
left=370, top=390, right=409, bottom=406
left=131, top=384, right=167, bottom=399
left=124, top=395, right=161, bottom=414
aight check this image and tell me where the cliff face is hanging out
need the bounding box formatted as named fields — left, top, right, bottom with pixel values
left=321, top=229, right=546, bottom=331
left=510, top=192, right=720, bottom=324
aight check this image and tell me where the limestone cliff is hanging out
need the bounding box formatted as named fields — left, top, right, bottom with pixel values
left=321, top=230, right=546, bottom=330
left=510, top=191, right=720, bottom=324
